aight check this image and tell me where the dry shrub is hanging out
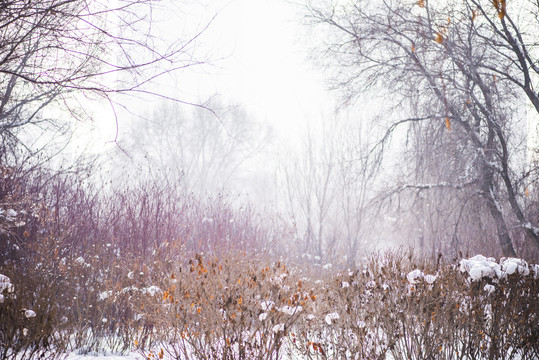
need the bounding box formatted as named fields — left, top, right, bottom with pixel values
left=1, top=162, right=289, bottom=356
left=1, top=163, right=537, bottom=360
left=0, top=260, right=70, bottom=360
left=138, top=252, right=318, bottom=360
left=287, top=251, right=538, bottom=360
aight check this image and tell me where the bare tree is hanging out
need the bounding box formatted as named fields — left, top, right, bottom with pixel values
left=0, top=0, right=212, bottom=159
left=280, top=120, right=336, bottom=258
left=333, top=115, right=373, bottom=262
left=306, top=0, right=539, bottom=257
left=279, top=111, right=375, bottom=263
left=112, top=98, right=271, bottom=195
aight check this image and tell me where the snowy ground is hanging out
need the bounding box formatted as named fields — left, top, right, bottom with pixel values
left=66, top=355, right=141, bottom=360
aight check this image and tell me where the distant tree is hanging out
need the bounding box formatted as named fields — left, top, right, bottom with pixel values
left=279, top=113, right=375, bottom=262
left=280, top=122, right=336, bottom=258
left=306, top=0, right=539, bottom=256
left=114, top=99, right=271, bottom=195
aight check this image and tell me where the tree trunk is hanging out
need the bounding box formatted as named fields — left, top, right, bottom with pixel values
left=481, top=161, right=517, bottom=257
left=485, top=196, right=517, bottom=257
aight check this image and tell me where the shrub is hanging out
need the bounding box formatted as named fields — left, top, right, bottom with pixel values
left=138, top=253, right=317, bottom=360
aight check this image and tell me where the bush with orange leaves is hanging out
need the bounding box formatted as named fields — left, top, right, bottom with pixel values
left=287, top=251, right=538, bottom=360
left=135, top=250, right=537, bottom=360
left=138, top=252, right=321, bottom=360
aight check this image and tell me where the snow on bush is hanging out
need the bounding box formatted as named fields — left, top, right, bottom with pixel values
left=406, top=269, right=437, bottom=284
left=98, top=290, right=112, bottom=301
left=325, top=312, right=340, bottom=325
left=141, top=285, right=161, bottom=297
left=260, top=300, right=275, bottom=311
left=459, top=254, right=535, bottom=281
left=24, top=309, right=36, bottom=318
left=501, top=257, right=530, bottom=276
left=459, top=255, right=502, bottom=281
left=280, top=305, right=302, bottom=315
left=0, top=273, right=14, bottom=293
left=483, top=284, right=495, bottom=294
left=406, top=269, right=423, bottom=284
left=272, top=323, right=285, bottom=333
left=0, top=273, right=13, bottom=303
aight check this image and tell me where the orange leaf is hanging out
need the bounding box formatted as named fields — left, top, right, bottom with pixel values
left=445, top=117, right=451, bottom=130
left=417, top=0, right=425, bottom=7
left=434, top=32, right=443, bottom=44
left=493, top=0, right=506, bottom=19
left=411, top=43, right=416, bottom=53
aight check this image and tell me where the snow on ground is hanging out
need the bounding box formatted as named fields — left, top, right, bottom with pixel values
left=66, top=354, right=142, bottom=360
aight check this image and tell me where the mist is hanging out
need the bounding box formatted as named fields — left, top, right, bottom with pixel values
left=1, top=0, right=538, bottom=359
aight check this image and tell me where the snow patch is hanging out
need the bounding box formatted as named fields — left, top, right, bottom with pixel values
left=260, top=301, right=275, bottom=311
left=406, top=269, right=423, bottom=284
left=325, top=312, right=339, bottom=325
left=272, top=323, right=285, bottom=333
left=281, top=305, right=302, bottom=315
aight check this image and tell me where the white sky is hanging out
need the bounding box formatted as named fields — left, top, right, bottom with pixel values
left=89, top=0, right=336, bottom=149
left=205, top=0, right=334, bottom=133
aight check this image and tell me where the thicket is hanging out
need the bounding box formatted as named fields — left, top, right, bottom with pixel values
left=0, top=165, right=538, bottom=359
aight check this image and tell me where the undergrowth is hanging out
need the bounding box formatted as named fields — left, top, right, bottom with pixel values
left=1, top=248, right=537, bottom=360
left=0, top=166, right=537, bottom=359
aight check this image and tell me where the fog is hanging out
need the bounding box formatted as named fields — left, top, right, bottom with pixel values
left=2, top=2, right=539, bottom=359
left=2, top=0, right=539, bottom=263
